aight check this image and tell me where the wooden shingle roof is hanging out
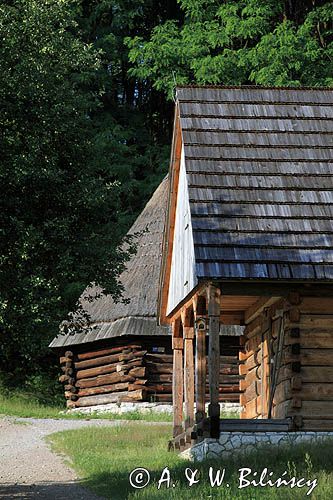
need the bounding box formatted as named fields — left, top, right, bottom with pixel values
left=178, top=86, right=333, bottom=282
left=50, top=178, right=170, bottom=347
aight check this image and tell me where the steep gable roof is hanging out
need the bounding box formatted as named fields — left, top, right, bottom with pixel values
left=161, top=86, right=333, bottom=318
left=50, top=177, right=170, bottom=347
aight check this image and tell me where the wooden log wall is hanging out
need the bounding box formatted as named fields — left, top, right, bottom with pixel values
left=240, top=298, right=288, bottom=420
left=275, top=296, right=333, bottom=431
left=241, top=295, right=333, bottom=431
left=58, top=336, right=242, bottom=408
left=145, top=352, right=173, bottom=402
left=60, top=344, right=149, bottom=408
left=239, top=316, right=262, bottom=420
left=206, top=355, right=243, bottom=403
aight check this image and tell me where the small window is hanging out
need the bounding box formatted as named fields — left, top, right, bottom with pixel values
left=152, top=346, right=165, bottom=353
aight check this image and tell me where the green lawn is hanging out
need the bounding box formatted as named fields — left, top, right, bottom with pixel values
left=0, top=390, right=239, bottom=422
left=50, top=423, right=333, bottom=500
left=0, top=392, right=172, bottom=421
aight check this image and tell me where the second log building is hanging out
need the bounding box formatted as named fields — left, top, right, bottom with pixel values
left=50, top=177, right=243, bottom=409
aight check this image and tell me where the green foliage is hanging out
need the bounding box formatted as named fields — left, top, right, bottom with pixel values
left=75, top=0, right=172, bottom=221
left=0, top=0, right=134, bottom=380
left=127, top=0, right=333, bottom=98
left=250, top=6, right=333, bottom=86
left=0, top=372, right=64, bottom=411
left=2, top=0, right=332, bottom=392
left=0, top=0, right=174, bottom=388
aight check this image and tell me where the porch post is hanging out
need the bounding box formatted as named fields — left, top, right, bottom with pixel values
left=183, top=325, right=195, bottom=429
left=172, top=319, right=183, bottom=437
left=193, top=296, right=207, bottom=425
left=208, top=284, right=221, bottom=439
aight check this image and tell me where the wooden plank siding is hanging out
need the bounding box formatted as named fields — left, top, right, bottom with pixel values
left=166, top=145, right=197, bottom=315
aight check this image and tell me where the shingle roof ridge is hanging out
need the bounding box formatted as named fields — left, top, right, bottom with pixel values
left=176, top=84, right=333, bottom=91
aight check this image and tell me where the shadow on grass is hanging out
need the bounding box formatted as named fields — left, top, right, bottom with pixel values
left=79, top=439, right=333, bottom=500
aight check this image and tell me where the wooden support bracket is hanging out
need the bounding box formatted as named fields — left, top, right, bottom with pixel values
left=183, top=326, right=195, bottom=340
left=289, top=308, right=301, bottom=323
left=288, top=292, right=302, bottom=305
left=172, top=337, right=183, bottom=350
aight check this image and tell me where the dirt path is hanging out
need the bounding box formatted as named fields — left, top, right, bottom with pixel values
left=0, top=416, right=130, bottom=499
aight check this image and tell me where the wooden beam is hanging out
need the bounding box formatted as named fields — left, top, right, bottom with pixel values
left=299, top=297, right=333, bottom=313
left=166, top=283, right=207, bottom=323
left=245, top=296, right=280, bottom=325
left=220, top=312, right=244, bottom=325
left=193, top=294, right=206, bottom=426
left=208, top=284, right=221, bottom=438
left=172, top=319, right=183, bottom=438
left=75, top=389, right=146, bottom=407
left=217, top=282, right=333, bottom=298
left=181, top=306, right=193, bottom=328
left=195, top=327, right=206, bottom=424
left=76, top=345, right=141, bottom=361
left=183, top=327, right=195, bottom=428
left=158, top=107, right=182, bottom=325
left=180, top=306, right=194, bottom=429
left=193, top=293, right=207, bottom=316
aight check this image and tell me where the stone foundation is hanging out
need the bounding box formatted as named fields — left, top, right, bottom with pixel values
left=66, top=401, right=241, bottom=416
left=181, top=432, right=333, bottom=461
left=66, top=402, right=173, bottom=415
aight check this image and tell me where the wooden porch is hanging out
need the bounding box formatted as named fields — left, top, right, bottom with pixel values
left=168, top=283, right=333, bottom=452
left=169, top=283, right=262, bottom=449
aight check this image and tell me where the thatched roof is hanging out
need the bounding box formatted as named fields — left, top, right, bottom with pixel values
left=50, top=177, right=170, bottom=348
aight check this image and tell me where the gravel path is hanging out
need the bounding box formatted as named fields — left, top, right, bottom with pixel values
left=0, top=416, right=132, bottom=499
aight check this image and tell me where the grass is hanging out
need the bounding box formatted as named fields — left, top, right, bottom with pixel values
left=0, top=391, right=173, bottom=421
left=50, top=423, right=333, bottom=500
left=0, top=387, right=239, bottom=421
left=0, top=391, right=69, bottom=419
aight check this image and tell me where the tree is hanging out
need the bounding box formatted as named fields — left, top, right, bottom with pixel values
left=0, top=0, right=133, bottom=382
left=74, top=0, right=178, bottom=224
left=127, top=0, right=333, bottom=98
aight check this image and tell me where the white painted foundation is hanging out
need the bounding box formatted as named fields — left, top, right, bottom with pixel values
left=66, top=402, right=241, bottom=416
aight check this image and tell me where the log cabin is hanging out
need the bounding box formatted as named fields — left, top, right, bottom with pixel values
left=50, top=177, right=242, bottom=409
left=159, top=86, right=333, bottom=452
